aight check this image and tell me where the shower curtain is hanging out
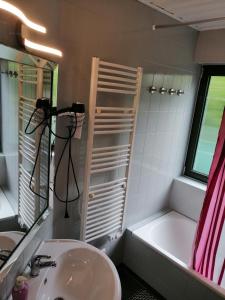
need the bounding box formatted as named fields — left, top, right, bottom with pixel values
left=192, top=108, right=225, bottom=286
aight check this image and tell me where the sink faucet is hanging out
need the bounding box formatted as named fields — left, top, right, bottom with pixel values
left=0, top=249, right=12, bottom=262
left=30, top=255, right=56, bottom=277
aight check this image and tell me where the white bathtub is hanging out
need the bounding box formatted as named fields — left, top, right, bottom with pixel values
left=134, top=211, right=196, bottom=266
left=124, top=210, right=225, bottom=300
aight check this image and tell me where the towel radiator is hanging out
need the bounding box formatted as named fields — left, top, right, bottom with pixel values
left=80, top=57, right=143, bottom=242
left=18, top=62, right=50, bottom=228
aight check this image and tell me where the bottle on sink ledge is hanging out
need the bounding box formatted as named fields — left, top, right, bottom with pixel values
left=12, top=276, right=29, bottom=300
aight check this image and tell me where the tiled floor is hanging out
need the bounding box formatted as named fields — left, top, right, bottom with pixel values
left=118, top=264, right=165, bottom=300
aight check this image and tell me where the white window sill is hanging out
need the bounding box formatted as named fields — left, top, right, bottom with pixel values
left=176, top=176, right=207, bottom=192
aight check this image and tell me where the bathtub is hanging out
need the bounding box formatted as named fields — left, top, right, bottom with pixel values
left=124, top=210, right=225, bottom=300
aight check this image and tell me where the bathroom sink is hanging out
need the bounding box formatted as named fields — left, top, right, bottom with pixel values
left=0, top=231, right=25, bottom=267
left=28, top=239, right=121, bottom=300
left=0, top=232, right=24, bottom=250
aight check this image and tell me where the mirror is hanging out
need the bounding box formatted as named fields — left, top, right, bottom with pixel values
left=0, top=43, right=57, bottom=269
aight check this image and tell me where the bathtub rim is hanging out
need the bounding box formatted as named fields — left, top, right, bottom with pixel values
left=128, top=210, right=225, bottom=299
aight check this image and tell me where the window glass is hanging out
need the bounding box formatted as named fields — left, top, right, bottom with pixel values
left=193, top=76, right=225, bottom=176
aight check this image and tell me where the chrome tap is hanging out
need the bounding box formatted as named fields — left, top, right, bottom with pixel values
left=30, top=255, right=56, bottom=277
left=0, top=249, right=11, bottom=262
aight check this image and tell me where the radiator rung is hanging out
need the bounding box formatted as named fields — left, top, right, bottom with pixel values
left=20, top=96, right=36, bottom=103
left=19, top=150, right=35, bottom=165
left=89, top=196, right=125, bottom=210
left=87, top=205, right=124, bottom=220
left=19, top=193, right=35, bottom=214
left=86, top=224, right=122, bottom=242
left=89, top=188, right=125, bottom=200
left=95, top=118, right=134, bottom=124
left=91, top=158, right=129, bottom=169
left=98, top=74, right=137, bottom=84
left=89, top=178, right=127, bottom=190
left=89, top=194, right=125, bottom=207
left=86, top=218, right=123, bottom=235
left=87, top=212, right=123, bottom=228
left=87, top=201, right=124, bottom=216
left=99, top=60, right=137, bottom=72
left=20, top=79, right=38, bottom=85
left=92, top=149, right=130, bottom=159
left=92, top=154, right=129, bottom=164
left=94, top=129, right=132, bottom=135
left=95, top=112, right=135, bottom=117
left=87, top=210, right=123, bottom=227
left=89, top=182, right=126, bottom=195
left=94, top=124, right=133, bottom=129
left=19, top=131, right=35, bottom=144
left=99, top=67, right=137, bottom=78
left=93, top=145, right=130, bottom=153
left=90, top=163, right=128, bottom=174
left=98, top=81, right=136, bottom=90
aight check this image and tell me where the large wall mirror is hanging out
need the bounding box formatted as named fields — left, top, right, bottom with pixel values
left=0, top=43, right=57, bottom=270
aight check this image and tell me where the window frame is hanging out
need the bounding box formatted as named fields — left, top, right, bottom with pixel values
left=185, top=65, right=225, bottom=183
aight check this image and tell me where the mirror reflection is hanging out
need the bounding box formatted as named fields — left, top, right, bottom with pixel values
left=0, top=44, right=56, bottom=268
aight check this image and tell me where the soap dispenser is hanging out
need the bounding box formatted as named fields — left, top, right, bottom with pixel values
left=12, top=276, right=29, bottom=300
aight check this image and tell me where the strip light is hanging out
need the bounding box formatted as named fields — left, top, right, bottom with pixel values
left=0, top=0, right=46, bottom=33
left=24, top=38, right=63, bottom=57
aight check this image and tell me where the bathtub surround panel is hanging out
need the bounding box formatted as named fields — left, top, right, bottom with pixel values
left=124, top=234, right=225, bottom=300
left=169, top=177, right=206, bottom=221
left=126, top=72, right=199, bottom=226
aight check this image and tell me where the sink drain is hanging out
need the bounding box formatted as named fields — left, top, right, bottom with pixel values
left=54, top=298, right=64, bottom=300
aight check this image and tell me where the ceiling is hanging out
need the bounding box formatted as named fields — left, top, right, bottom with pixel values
left=138, top=0, right=225, bottom=31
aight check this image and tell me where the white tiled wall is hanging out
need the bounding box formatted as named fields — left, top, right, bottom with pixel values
left=169, top=177, right=206, bottom=221
left=126, top=72, right=199, bottom=226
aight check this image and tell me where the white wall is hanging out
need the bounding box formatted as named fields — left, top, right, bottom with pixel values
left=126, top=71, right=199, bottom=226
left=169, top=177, right=206, bottom=222
left=0, top=0, right=200, bottom=263
left=195, top=29, right=225, bottom=64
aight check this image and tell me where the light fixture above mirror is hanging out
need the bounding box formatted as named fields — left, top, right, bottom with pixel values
left=24, top=38, right=63, bottom=57
left=0, top=0, right=46, bottom=33
left=0, top=0, right=63, bottom=57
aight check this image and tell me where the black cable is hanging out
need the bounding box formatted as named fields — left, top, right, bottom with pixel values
left=28, top=124, right=49, bottom=200
left=53, top=113, right=80, bottom=205
left=25, top=108, right=48, bottom=135
left=25, top=108, right=50, bottom=200
left=24, top=102, right=81, bottom=218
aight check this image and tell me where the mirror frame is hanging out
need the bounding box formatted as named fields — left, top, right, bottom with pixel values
left=0, top=43, right=57, bottom=270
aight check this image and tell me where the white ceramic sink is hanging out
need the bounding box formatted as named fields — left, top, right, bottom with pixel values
left=0, top=232, right=24, bottom=250
left=28, top=239, right=121, bottom=300
left=0, top=231, right=25, bottom=267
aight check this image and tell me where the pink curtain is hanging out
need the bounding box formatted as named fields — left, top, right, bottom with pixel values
left=191, top=108, right=225, bottom=285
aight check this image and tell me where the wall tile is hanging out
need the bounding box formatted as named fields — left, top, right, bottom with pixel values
left=126, top=72, right=199, bottom=227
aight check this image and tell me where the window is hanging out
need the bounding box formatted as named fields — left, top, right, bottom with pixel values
left=185, top=66, right=225, bottom=183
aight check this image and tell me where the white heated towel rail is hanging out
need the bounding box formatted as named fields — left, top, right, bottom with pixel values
left=18, top=63, right=49, bottom=228
left=80, top=57, right=143, bottom=242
